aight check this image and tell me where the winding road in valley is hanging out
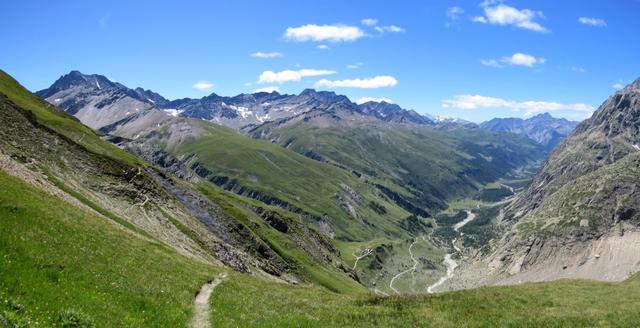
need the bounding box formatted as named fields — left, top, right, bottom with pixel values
left=427, top=210, right=475, bottom=294
left=389, top=238, right=420, bottom=295
left=352, top=248, right=373, bottom=270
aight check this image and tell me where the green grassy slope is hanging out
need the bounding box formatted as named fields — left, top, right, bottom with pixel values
left=212, top=272, right=640, bottom=327
left=250, top=121, right=545, bottom=214
left=0, top=69, right=366, bottom=295
left=0, top=171, right=218, bottom=327
left=161, top=121, right=413, bottom=242
left=0, top=70, right=142, bottom=166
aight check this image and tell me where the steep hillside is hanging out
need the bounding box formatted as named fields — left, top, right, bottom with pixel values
left=449, top=77, right=640, bottom=289
left=480, top=113, right=579, bottom=150
left=1, top=70, right=364, bottom=293
left=35, top=70, right=549, bottom=295
left=249, top=109, right=546, bottom=214
left=0, top=170, right=218, bottom=327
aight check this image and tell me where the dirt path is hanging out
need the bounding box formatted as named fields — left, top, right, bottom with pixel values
left=192, top=272, right=227, bottom=328
left=389, top=239, right=419, bottom=295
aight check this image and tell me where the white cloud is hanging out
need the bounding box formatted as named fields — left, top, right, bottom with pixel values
left=258, top=69, right=336, bottom=84
left=361, top=18, right=378, bottom=26
left=192, top=80, right=214, bottom=91
left=578, top=17, right=607, bottom=27
left=613, top=83, right=624, bottom=90
left=253, top=86, right=280, bottom=93
left=480, top=59, right=504, bottom=68
left=374, top=25, right=405, bottom=33
left=473, top=3, right=549, bottom=33
left=502, top=53, right=545, bottom=67
left=446, top=6, right=464, bottom=27
left=284, top=24, right=364, bottom=42
left=571, top=67, right=586, bottom=73
left=356, top=97, right=393, bottom=104
left=346, top=62, right=364, bottom=69
left=315, top=75, right=398, bottom=89
left=442, top=94, right=594, bottom=116
left=251, top=51, right=283, bottom=58
left=317, top=44, right=329, bottom=50
left=481, top=53, right=545, bottom=68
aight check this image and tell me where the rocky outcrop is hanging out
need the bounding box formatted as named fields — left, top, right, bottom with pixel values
left=464, top=77, right=640, bottom=287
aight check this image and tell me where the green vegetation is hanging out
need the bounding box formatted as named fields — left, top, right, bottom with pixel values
left=476, top=185, right=513, bottom=202
left=250, top=122, right=545, bottom=214
left=0, top=171, right=219, bottom=327
left=0, top=70, right=142, bottom=166
left=163, top=121, right=412, bottom=242
left=212, top=272, right=640, bottom=327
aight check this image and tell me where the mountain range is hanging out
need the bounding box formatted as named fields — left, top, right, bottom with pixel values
left=36, top=71, right=436, bottom=132
left=480, top=113, right=580, bottom=150
left=4, top=68, right=640, bottom=326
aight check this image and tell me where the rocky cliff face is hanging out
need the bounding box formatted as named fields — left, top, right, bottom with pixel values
left=459, top=77, right=640, bottom=287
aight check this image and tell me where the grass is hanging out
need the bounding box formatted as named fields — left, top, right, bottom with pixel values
left=0, top=171, right=219, bottom=327
left=212, top=271, right=640, bottom=327
left=0, top=70, right=143, bottom=166
left=165, top=121, right=412, bottom=242
left=196, top=183, right=366, bottom=294
left=250, top=122, right=545, bottom=214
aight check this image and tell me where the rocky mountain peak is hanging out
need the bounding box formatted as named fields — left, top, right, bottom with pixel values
left=575, top=76, right=640, bottom=139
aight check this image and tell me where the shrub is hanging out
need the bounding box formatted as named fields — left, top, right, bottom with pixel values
left=58, top=309, right=95, bottom=328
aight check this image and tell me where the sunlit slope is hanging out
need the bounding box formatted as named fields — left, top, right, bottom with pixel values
left=250, top=120, right=545, bottom=214
left=212, top=271, right=640, bottom=327
left=0, top=171, right=218, bottom=327
left=0, top=69, right=365, bottom=294
left=154, top=120, right=415, bottom=242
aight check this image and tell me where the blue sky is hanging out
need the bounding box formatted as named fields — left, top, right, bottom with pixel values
left=2, top=0, right=639, bottom=122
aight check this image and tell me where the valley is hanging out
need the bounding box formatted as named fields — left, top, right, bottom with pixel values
left=3, top=1, right=640, bottom=325
left=2, top=67, right=640, bottom=326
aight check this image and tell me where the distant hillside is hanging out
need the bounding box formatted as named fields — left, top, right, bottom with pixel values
left=480, top=113, right=579, bottom=150
left=450, top=77, right=640, bottom=290
left=35, top=70, right=548, bottom=295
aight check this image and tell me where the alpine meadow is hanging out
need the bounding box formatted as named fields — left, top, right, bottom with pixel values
left=2, top=1, right=640, bottom=327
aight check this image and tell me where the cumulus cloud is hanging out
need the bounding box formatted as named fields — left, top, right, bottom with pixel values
left=361, top=18, right=378, bottom=26
left=258, top=69, right=336, bottom=84
left=446, top=6, right=464, bottom=27
left=481, top=53, right=545, bottom=68
left=480, top=59, right=504, bottom=68
left=578, top=17, right=607, bottom=27
left=356, top=97, right=393, bottom=104
left=315, top=75, right=398, bottom=89
left=473, top=3, right=549, bottom=33
left=284, top=24, right=364, bottom=42
left=374, top=25, right=405, bottom=33
left=442, top=94, right=593, bottom=116
left=251, top=51, right=283, bottom=58
left=192, top=80, right=214, bottom=91
left=317, top=44, right=329, bottom=50
left=502, top=53, right=545, bottom=67
left=253, top=86, right=280, bottom=93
